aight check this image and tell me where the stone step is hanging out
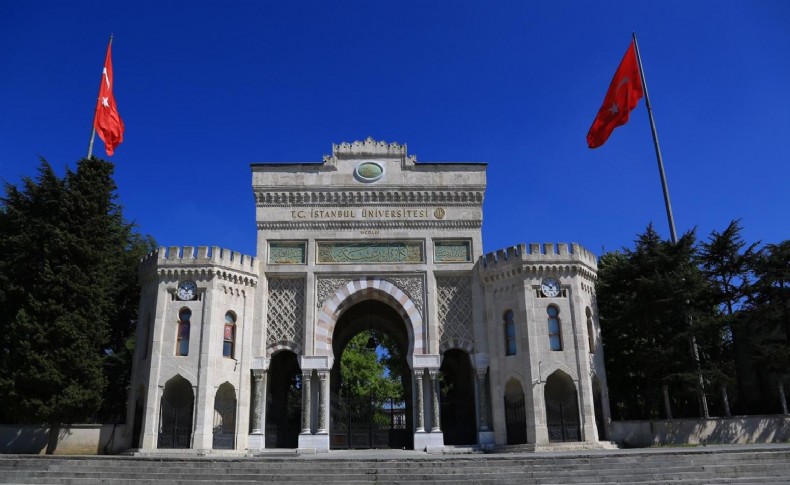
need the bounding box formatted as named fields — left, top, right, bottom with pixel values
left=1, top=447, right=789, bottom=485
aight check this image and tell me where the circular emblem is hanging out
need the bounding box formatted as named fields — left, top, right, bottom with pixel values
left=434, top=207, right=446, bottom=219
left=354, top=161, right=384, bottom=182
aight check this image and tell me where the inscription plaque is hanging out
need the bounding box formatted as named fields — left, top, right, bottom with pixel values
left=317, top=241, right=424, bottom=264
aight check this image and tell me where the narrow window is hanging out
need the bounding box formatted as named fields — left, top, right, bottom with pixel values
left=504, top=310, right=517, bottom=356
left=223, top=312, right=236, bottom=358
left=142, top=316, right=151, bottom=360
left=548, top=306, right=562, bottom=351
left=586, top=307, right=595, bottom=353
left=177, top=309, right=191, bottom=356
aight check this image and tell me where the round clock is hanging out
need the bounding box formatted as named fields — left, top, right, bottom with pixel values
left=541, top=277, right=561, bottom=298
left=177, top=280, right=197, bottom=301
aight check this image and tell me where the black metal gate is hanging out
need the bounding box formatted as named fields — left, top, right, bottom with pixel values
left=331, top=395, right=409, bottom=449
left=546, top=397, right=580, bottom=442
left=212, top=397, right=236, bottom=449
left=158, top=399, right=193, bottom=448
left=265, top=391, right=301, bottom=448
left=504, top=396, right=527, bottom=445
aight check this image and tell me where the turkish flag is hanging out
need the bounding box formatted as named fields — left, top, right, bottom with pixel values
left=587, top=41, right=643, bottom=149
left=94, top=42, right=124, bottom=156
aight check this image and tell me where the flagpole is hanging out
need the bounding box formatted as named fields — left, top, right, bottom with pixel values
left=631, top=32, right=678, bottom=244
left=87, top=34, right=113, bottom=159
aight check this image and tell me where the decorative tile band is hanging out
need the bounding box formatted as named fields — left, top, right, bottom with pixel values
left=316, top=241, right=424, bottom=264
left=434, top=240, right=472, bottom=263
left=268, top=241, right=306, bottom=264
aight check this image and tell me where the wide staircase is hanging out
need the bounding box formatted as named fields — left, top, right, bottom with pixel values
left=1, top=445, right=789, bottom=484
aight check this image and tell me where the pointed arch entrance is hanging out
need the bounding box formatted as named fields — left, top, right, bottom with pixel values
left=329, top=298, right=412, bottom=449
left=265, top=350, right=302, bottom=448
left=158, top=375, right=194, bottom=449
left=545, top=370, right=581, bottom=442
left=439, top=349, right=476, bottom=445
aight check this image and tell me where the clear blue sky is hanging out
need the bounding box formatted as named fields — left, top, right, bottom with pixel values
left=2, top=1, right=788, bottom=258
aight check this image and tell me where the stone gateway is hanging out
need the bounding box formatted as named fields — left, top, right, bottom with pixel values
left=125, top=138, right=610, bottom=453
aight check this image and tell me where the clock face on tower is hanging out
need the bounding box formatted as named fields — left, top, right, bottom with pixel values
left=177, top=280, right=197, bottom=301
left=541, top=277, right=561, bottom=298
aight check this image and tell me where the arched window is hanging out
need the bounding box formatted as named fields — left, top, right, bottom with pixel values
left=586, top=307, right=595, bottom=353
left=547, top=306, right=562, bottom=351
left=223, top=312, right=236, bottom=358
left=177, top=308, right=191, bottom=356
left=504, top=310, right=517, bottom=356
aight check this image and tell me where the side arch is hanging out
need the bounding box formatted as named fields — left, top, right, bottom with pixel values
left=266, top=340, right=302, bottom=358
left=316, top=277, right=423, bottom=360
left=439, top=338, right=474, bottom=355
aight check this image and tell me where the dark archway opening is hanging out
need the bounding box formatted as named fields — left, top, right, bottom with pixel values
left=439, top=349, right=476, bottom=445
left=592, top=377, right=605, bottom=440
left=265, top=350, right=301, bottom=448
left=545, top=371, right=580, bottom=442
left=213, top=382, right=237, bottom=449
left=330, top=299, right=412, bottom=449
left=504, top=378, right=528, bottom=445
left=158, top=375, right=194, bottom=449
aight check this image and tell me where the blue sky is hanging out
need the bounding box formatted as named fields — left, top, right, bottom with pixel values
left=2, top=1, right=788, bottom=258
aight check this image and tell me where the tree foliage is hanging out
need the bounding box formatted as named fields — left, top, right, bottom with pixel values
left=0, top=157, right=155, bottom=424
left=338, top=330, right=403, bottom=403
left=599, top=221, right=789, bottom=418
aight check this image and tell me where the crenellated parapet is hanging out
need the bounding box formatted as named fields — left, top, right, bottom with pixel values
left=478, top=242, right=598, bottom=284
left=138, top=246, right=258, bottom=287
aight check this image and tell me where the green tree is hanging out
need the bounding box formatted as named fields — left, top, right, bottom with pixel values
left=697, top=219, right=759, bottom=413
left=598, top=225, right=717, bottom=419
left=338, top=330, right=402, bottom=403
left=747, top=241, right=790, bottom=411
left=0, top=157, right=154, bottom=425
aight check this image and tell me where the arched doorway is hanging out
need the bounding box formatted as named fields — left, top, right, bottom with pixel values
left=131, top=385, right=145, bottom=449
left=545, top=371, right=580, bottom=442
left=504, top=378, right=527, bottom=445
left=265, top=350, right=301, bottom=448
left=213, top=382, right=237, bottom=449
left=158, top=375, right=194, bottom=449
left=592, top=376, right=605, bottom=440
left=439, top=349, right=476, bottom=445
left=330, top=299, right=412, bottom=449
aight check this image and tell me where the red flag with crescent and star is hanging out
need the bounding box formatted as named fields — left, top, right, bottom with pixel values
left=94, top=41, right=124, bottom=156
left=587, top=41, right=643, bottom=149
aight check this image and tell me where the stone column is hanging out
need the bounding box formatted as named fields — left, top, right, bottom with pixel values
left=430, top=370, right=441, bottom=432
left=301, top=371, right=312, bottom=434
left=477, top=372, right=490, bottom=431
left=250, top=370, right=266, bottom=434
left=318, top=371, right=329, bottom=433
left=415, top=370, right=425, bottom=432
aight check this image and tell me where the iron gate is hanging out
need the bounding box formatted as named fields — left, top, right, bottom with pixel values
left=331, top=395, right=408, bottom=449
left=158, top=399, right=193, bottom=448
left=546, top=397, right=580, bottom=442
left=504, top=396, right=527, bottom=445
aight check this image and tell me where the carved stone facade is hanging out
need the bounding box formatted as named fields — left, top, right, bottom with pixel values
left=126, top=139, right=610, bottom=455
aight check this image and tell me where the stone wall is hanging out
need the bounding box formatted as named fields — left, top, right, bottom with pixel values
left=610, top=416, right=790, bottom=447
left=0, top=424, right=127, bottom=455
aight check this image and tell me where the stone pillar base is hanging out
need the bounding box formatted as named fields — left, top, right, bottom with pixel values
left=414, top=431, right=444, bottom=452
left=477, top=430, right=495, bottom=447
left=298, top=433, right=329, bottom=453
left=247, top=433, right=265, bottom=451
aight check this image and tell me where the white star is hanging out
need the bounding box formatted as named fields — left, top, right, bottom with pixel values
left=609, top=103, right=619, bottom=115
left=101, top=96, right=110, bottom=108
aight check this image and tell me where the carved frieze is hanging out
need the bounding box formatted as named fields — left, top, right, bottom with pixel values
left=436, top=274, right=474, bottom=345
left=316, top=241, right=424, bottom=264
left=315, top=275, right=424, bottom=316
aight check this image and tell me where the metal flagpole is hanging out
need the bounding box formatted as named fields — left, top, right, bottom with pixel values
left=633, top=33, right=709, bottom=418
left=87, top=35, right=113, bottom=159
left=631, top=32, right=678, bottom=244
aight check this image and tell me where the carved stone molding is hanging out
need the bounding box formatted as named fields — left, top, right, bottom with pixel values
left=258, top=220, right=481, bottom=231
left=316, top=275, right=424, bottom=316
left=253, top=190, right=484, bottom=207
